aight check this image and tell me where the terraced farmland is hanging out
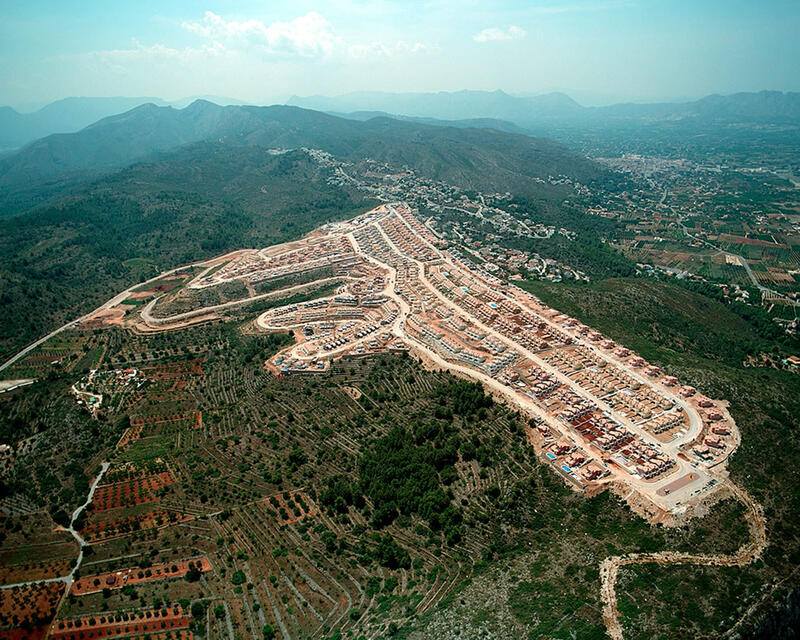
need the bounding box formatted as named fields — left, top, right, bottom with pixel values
left=1, top=318, right=542, bottom=639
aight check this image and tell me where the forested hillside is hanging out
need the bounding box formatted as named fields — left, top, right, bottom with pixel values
left=0, top=146, right=372, bottom=361
left=0, top=101, right=613, bottom=362
left=0, top=101, right=605, bottom=214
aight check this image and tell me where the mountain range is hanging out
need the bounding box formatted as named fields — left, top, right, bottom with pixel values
left=0, top=97, right=169, bottom=151
left=287, top=89, right=800, bottom=127
left=3, top=90, right=798, bottom=157
left=0, top=95, right=246, bottom=151
left=4, top=89, right=797, bottom=214
left=289, top=90, right=583, bottom=124
left=0, top=96, right=617, bottom=353
left=0, top=100, right=605, bottom=215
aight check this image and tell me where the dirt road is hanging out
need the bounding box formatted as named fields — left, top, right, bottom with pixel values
left=599, top=481, right=767, bottom=640
left=144, top=277, right=347, bottom=329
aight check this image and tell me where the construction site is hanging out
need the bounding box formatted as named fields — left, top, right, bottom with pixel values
left=115, top=202, right=741, bottom=522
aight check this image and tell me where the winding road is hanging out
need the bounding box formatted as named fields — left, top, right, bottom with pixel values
left=0, top=261, right=223, bottom=374
left=141, top=277, right=347, bottom=329
left=599, top=481, right=767, bottom=640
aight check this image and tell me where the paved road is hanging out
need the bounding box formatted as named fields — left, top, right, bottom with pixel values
left=142, top=277, right=347, bottom=329
left=0, top=288, right=132, bottom=375
left=0, top=249, right=264, bottom=373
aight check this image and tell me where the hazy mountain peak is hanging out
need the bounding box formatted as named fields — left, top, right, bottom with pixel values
left=0, top=96, right=172, bottom=150
left=528, top=91, right=582, bottom=107
left=184, top=98, right=224, bottom=114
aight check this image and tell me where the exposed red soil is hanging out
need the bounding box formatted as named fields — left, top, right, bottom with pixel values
left=141, top=360, right=204, bottom=379
left=115, top=425, right=143, bottom=448
left=89, top=472, right=176, bottom=512
left=128, top=280, right=184, bottom=301
left=0, top=583, right=64, bottom=634
left=70, top=558, right=211, bottom=596
left=0, top=627, right=49, bottom=640
left=81, top=510, right=192, bottom=544
left=79, top=308, right=126, bottom=330
left=0, top=559, right=74, bottom=586
left=49, top=606, right=191, bottom=639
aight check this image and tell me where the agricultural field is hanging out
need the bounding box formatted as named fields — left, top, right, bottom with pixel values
left=0, top=540, right=77, bottom=585
left=3, top=331, right=106, bottom=379
left=0, top=80, right=798, bottom=640
left=87, top=465, right=176, bottom=512
left=0, top=582, right=65, bottom=637
left=71, top=558, right=212, bottom=596
left=50, top=605, right=192, bottom=639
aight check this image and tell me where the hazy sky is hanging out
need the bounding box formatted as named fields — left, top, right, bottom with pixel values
left=2, top=0, right=799, bottom=108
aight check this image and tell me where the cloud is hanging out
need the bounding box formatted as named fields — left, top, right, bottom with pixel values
left=473, top=25, right=526, bottom=43
left=348, top=40, right=432, bottom=59
left=182, top=11, right=341, bottom=57
left=76, top=39, right=230, bottom=74
left=71, top=10, right=436, bottom=83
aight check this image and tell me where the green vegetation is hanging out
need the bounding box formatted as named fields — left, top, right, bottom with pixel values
left=504, top=277, right=800, bottom=640
left=0, top=102, right=605, bottom=211
left=510, top=197, right=637, bottom=279
left=359, top=425, right=461, bottom=539
left=0, top=144, right=372, bottom=361
left=0, top=322, right=542, bottom=638
left=2, top=272, right=797, bottom=639
left=520, top=278, right=798, bottom=364
left=0, top=103, right=797, bottom=639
